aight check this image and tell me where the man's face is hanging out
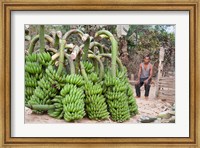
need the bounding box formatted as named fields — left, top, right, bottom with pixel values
left=144, top=57, right=150, bottom=64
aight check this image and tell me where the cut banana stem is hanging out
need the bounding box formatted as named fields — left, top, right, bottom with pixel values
left=52, top=52, right=60, bottom=61
left=65, top=53, right=75, bottom=75
left=47, top=48, right=58, bottom=53
left=29, top=105, right=55, bottom=111
left=65, top=43, right=74, bottom=49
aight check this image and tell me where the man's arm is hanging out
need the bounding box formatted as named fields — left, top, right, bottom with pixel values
left=148, top=64, right=153, bottom=80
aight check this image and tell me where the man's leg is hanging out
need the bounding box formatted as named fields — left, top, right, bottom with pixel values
left=135, top=81, right=144, bottom=97
left=144, top=79, right=151, bottom=97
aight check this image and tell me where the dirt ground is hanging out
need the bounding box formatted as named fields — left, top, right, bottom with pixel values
left=25, top=84, right=174, bottom=124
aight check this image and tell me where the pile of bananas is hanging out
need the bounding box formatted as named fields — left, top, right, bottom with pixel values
left=126, top=84, right=138, bottom=116
left=47, top=95, right=64, bottom=119
left=84, top=81, right=109, bottom=120
left=25, top=29, right=138, bottom=123
left=62, top=75, right=86, bottom=121
left=82, top=61, right=109, bottom=120
left=104, top=72, right=131, bottom=122
left=47, top=80, right=86, bottom=121
left=87, top=72, right=98, bottom=83
left=116, top=68, right=138, bottom=116
left=82, top=61, right=94, bottom=74
left=25, top=53, right=51, bottom=104
left=37, top=52, right=52, bottom=66
left=27, top=65, right=66, bottom=114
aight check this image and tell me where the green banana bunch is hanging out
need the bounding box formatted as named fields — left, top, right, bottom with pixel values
left=84, top=81, right=103, bottom=96
left=81, top=60, right=109, bottom=120
left=25, top=62, right=43, bottom=74
left=25, top=87, right=35, bottom=103
left=25, top=76, right=39, bottom=87
left=62, top=76, right=86, bottom=122
left=104, top=71, right=131, bottom=123
left=126, top=84, right=138, bottom=116
left=45, top=65, right=66, bottom=89
left=48, top=75, right=85, bottom=121
left=107, top=99, right=130, bottom=122
left=84, top=93, right=109, bottom=120
left=104, top=72, right=118, bottom=86
left=25, top=52, right=52, bottom=105
left=87, top=73, right=98, bottom=83
left=65, top=74, right=85, bottom=87
left=82, top=61, right=94, bottom=74
left=27, top=65, right=66, bottom=114
left=112, top=81, right=128, bottom=92
left=117, top=67, right=138, bottom=116
left=25, top=54, right=41, bottom=104
left=25, top=53, right=37, bottom=62
left=38, top=52, right=52, bottom=66
left=48, top=96, right=64, bottom=119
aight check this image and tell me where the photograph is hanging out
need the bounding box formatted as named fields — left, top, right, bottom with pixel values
left=1, top=0, right=199, bottom=146
left=24, top=24, right=175, bottom=124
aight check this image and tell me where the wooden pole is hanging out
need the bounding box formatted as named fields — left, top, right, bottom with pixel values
left=155, top=47, right=165, bottom=98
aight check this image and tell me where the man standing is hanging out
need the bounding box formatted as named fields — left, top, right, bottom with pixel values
left=135, top=55, right=153, bottom=99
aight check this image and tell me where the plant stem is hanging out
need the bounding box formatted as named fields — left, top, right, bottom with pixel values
left=39, top=25, right=45, bottom=53
left=62, top=29, right=84, bottom=40
left=29, top=105, right=55, bottom=111
left=95, top=30, right=118, bottom=77
left=89, top=42, right=104, bottom=53
left=28, top=34, right=54, bottom=54
left=50, top=51, right=75, bottom=75
left=82, top=34, right=90, bottom=61
left=62, top=29, right=84, bottom=74
left=80, top=61, right=88, bottom=81
left=57, top=39, right=66, bottom=75
left=99, top=53, right=124, bottom=72
left=54, top=33, right=59, bottom=49
left=88, top=54, right=104, bottom=81
left=65, top=53, right=75, bottom=75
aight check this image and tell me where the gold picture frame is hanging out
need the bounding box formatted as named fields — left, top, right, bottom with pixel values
left=0, top=0, right=199, bottom=147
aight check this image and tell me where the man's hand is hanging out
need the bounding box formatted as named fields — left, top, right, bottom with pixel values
left=136, top=80, right=140, bottom=84
left=144, top=79, right=148, bottom=84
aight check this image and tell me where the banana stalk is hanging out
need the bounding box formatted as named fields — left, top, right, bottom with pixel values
left=95, top=30, right=118, bottom=77
left=88, top=54, right=104, bottom=81
left=28, top=34, right=54, bottom=54
left=57, top=39, right=66, bottom=75
left=82, top=34, right=90, bottom=61
left=39, top=25, right=45, bottom=53
left=89, top=42, right=104, bottom=54
left=99, top=53, right=124, bottom=72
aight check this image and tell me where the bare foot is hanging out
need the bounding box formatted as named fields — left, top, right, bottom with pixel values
left=145, top=96, right=148, bottom=100
left=135, top=96, right=140, bottom=99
